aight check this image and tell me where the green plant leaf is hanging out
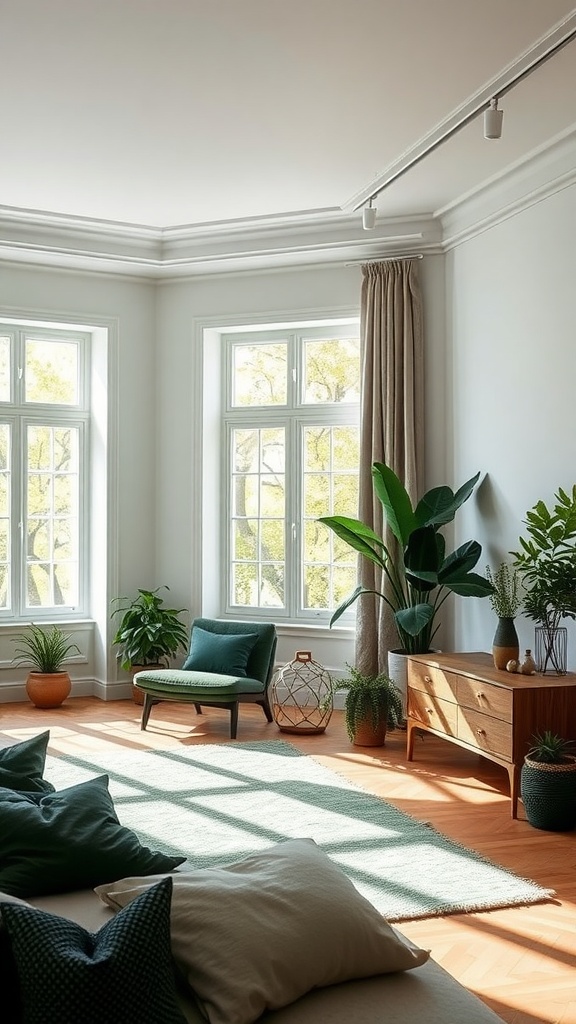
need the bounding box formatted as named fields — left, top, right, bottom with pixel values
left=395, top=602, right=435, bottom=636
left=415, top=472, right=480, bottom=528
left=371, top=463, right=416, bottom=546
left=318, top=516, right=387, bottom=569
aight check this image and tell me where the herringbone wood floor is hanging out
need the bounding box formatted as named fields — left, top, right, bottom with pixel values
left=2, top=697, right=575, bottom=1024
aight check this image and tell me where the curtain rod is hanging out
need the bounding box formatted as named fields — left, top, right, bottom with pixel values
left=345, top=254, right=424, bottom=266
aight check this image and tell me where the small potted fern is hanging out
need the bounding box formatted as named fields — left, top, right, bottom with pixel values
left=335, top=666, right=403, bottom=747
left=520, top=731, right=576, bottom=831
left=12, top=624, right=80, bottom=709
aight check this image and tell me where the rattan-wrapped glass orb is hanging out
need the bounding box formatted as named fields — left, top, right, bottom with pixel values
left=271, top=651, right=333, bottom=734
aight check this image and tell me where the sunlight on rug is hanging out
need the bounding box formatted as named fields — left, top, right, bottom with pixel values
left=45, top=739, right=553, bottom=922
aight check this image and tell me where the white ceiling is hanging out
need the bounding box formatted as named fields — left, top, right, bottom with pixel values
left=1, top=0, right=575, bottom=232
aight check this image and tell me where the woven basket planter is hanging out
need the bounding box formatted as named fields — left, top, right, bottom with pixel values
left=520, top=755, right=576, bottom=831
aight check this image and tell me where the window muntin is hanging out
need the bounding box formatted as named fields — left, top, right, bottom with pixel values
left=0, top=324, right=89, bottom=619
left=224, top=324, right=360, bottom=622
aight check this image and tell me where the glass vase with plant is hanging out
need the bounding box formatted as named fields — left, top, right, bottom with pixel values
left=511, top=486, right=576, bottom=674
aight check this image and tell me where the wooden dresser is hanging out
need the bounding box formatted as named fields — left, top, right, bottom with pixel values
left=406, top=651, right=576, bottom=817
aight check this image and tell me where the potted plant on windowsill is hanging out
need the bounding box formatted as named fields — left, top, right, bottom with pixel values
left=485, top=562, right=522, bottom=670
left=111, top=587, right=189, bottom=704
left=12, top=624, right=80, bottom=709
left=335, top=665, right=403, bottom=747
left=521, top=731, right=576, bottom=831
left=511, top=485, right=576, bottom=675
left=319, top=461, right=494, bottom=658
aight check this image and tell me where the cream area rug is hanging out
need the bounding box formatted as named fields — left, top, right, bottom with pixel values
left=45, top=739, right=553, bottom=922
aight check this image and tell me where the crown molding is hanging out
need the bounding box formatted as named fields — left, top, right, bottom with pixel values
left=439, top=125, right=576, bottom=250
left=0, top=206, right=440, bottom=278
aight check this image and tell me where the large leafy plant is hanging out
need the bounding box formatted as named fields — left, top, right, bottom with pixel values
left=319, top=461, right=493, bottom=655
left=111, top=586, right=189, bottom=671
left=511, top=486, right=576, bottom=673
left=511, top=486, right=576, bottom=631
left=12, top=624, right=80, bottom=673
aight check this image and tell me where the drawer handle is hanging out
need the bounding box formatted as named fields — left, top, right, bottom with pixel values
left=476, top=692, right=485, bottom=699
left=424, top=675, right=432, bottom=683
left=425, top=707, right=434, bottom=714
left=476, top=728, right=486, bottom=736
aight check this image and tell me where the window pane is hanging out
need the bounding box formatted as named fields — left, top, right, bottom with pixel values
left=233, top=520, right=258, bottom=560
left=230, top=426, right=285, bottom=610
left=0, top=563, right=8, bottom=610
left=0, top=425, right=11, bottom=609
left=302, top=337, right=360, bottom=404
left=232, top=343, right=287, bottom=407
left=302, top=424, right=359, bottom=611
left=0, top=337, right=11, bottom=402
left=25, top=338, right=79, bottom=405
left=26, top=424, right=80, bottom=609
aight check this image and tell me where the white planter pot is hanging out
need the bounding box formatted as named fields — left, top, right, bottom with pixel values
left=387, top=649, right=408, bottom=717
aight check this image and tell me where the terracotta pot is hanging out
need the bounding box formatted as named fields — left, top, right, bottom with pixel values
left=26, top=671, right=71, bottom=709
left=352, top=718, right=387, bottom=747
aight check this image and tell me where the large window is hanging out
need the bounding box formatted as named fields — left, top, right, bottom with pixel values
left=224, top=324, right=360, bottom=623
left=0, top=324, right=89, bottom=619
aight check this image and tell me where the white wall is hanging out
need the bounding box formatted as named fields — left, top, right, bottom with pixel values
left=0, top=255, right=445, bottom=695
left=446, top=181, right=576, bottom=667
left=155, top=260, right=445, bottom=677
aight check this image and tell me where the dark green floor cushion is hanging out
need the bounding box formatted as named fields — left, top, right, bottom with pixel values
left=134, top=668, right=266, bottom=696
left=0, top=732, right=55, bottom=795
left=0, top=775, right=185, bottom=898
left=1, top=878, right=187, bottom=1024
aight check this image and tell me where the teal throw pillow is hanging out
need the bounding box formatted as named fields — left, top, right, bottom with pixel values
left=0, top=774, right=186, bottom=898
left=1, top=877, right=187, bottom=1024
left=0, top=732, right=55, bottom=795
left=183, top=627, right=258, bottom=677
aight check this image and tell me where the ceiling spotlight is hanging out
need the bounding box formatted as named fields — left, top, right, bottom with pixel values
left=362, top=199, right=377, bottom=230
left=484, top=97, right=503, bottom=140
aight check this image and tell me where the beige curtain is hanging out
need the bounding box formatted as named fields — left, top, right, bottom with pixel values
left=355, top=259, right=424, bottom=675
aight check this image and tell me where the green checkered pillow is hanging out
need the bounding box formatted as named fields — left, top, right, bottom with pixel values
left=1, top=877, right=187, bottom=1024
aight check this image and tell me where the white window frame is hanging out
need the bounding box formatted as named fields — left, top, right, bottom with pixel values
left=222, top=322, right=360, bottom=625
left=0, top=323, right=90, bottom=621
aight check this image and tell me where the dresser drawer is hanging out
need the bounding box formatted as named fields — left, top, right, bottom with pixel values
left=457, top=677, right=512, bottom=722
left=408, top=689, right=458, bottom=736
left=408, top=662, right=458, bottom=703
left=457, top=707, right=512, bottom=759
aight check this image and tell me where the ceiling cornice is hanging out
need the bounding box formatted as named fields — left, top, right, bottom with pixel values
left=0, top=208, right=441, bottom=278
left=439, top=125, right=576, bottom=249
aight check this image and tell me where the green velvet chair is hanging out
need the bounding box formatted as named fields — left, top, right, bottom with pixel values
left=133, top=617, right=277, bottom=740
